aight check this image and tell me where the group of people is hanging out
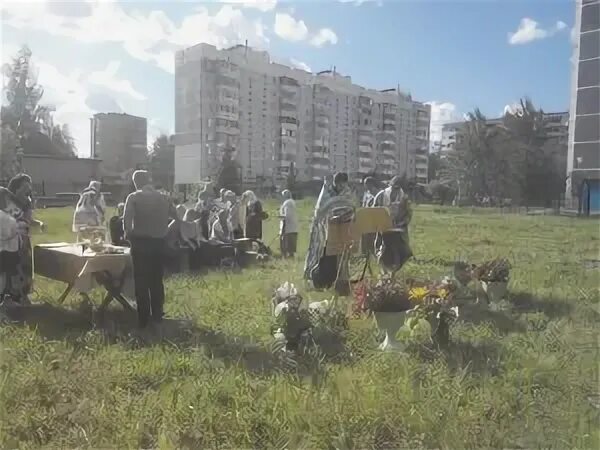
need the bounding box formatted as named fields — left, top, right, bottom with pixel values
left=1, top=168, right=409, bottom=332
left=303, top=173, right=413, bottom=290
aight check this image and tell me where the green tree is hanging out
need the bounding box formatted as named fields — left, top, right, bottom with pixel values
left=149, top=134, right=175, bottom=190
left=503, top=98, right=566, bottom=207
left=1, top=45, right=77, bottom=166
left=216, top=148, right=242, bottom=195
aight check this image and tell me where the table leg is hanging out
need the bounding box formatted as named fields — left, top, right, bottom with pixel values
left=57, top=284, right=74, bottom=304
left=95, top=271, right=136, bottom=313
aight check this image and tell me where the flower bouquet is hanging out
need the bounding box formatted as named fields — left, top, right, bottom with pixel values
left=471, top=258, right=511, bottom=304
left=354, top=277, right=415, bottom=352
left=271, top=282, right=348, bottom=355
left=405, top=277, right=460, bottom=348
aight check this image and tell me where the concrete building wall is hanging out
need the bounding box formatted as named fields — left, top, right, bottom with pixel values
left=21, top=154, right=101, bottom=196
left=566, top=0, right=600, bottom=201
left=174, top=43, right=429, bottom=185
left=91, top=113, right=148, bottom=176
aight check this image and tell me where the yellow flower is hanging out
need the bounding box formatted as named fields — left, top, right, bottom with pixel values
left=436, top=288, right=449, bottom=299
left=409, top=287, right=429, bottom=302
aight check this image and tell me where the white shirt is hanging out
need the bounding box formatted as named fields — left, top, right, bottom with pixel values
left=280, top=199, right=298, bottom=234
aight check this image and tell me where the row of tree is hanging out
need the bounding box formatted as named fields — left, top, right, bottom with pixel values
left=428, top=99, right=567, bottom=207
left=1, top=46, right=77, bottom=180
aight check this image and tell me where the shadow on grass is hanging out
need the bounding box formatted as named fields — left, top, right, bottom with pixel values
left=458, top=302, right=526, bottom=334
left=410, top=339, right=503, bottom=377
left=508, top=292, right=573, bottom=319
left=2, top=300, right=350, bottom=379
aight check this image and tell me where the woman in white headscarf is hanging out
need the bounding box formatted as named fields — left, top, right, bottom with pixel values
left=72, top=181, right=106, bottom=232
left=239, top=190, right=257, bottom=238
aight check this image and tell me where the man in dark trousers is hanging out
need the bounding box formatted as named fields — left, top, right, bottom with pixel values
left=123, top=170, right=178, bottom=330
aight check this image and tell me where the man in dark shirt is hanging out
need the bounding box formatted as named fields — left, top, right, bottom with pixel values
left=123, top=170, right=179, bottom=329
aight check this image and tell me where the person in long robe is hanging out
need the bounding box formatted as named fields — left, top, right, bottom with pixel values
left=304, top=172, right=355, bottom=289
left=360, top=176, right=379, bottom=256
left=224, top=190, right=243, bottom=239
left=373, top=175, right=413, bottom=274
left=246, top=197, right=268, bottom=240
left=72, top=181, right=106, bottom=232
left=238, top=190, right=257, bottom=237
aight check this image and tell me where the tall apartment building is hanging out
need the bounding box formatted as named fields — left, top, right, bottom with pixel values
left=566, top=0, right=600, bottom=211
left=174, top=43, right=430, bottom=186
left=90, top=112, right=148, bottom=175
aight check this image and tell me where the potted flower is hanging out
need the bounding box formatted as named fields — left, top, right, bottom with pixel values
left=271, top=282, right=349, bottom=355
left=272, top=282, right=312, bottom=352
left=472, top=258, right=511, bottom=304
left=405, top=278, right=459, bottom=348
left=355, top=277, right=414, bottom=352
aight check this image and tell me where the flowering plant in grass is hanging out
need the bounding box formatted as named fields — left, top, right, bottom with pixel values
left=271, top=282, right=349, bottom=354
left=472, top=258, right=511, bottom=283
left=404, top=277, right=460, bottom=347
left=354, top=276, right=414, bottom=314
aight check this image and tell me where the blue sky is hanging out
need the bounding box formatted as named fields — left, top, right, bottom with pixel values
left=1, top=0, right=575, bottom=156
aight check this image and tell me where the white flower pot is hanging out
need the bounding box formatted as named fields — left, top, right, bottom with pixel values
left=374, top=312, right=407, bottom=352
left=479, top=280, right=508, bottom=304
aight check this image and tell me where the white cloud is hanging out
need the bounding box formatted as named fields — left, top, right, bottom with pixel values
left=290, top=58, right=312, bottom=72
left=508, top=18, right=568, bottom=45
left=425, top=101, right=462, bottom=148
left=338, top=0, right=382, bottom=5
left=2, top=42, right=149, bottom=157
left=224, top=0, right=277, bottom=12
left=2, top=2, right=270, bottom=74
left=88, top=61, right=147, bottom=100
left=34, top=61, right=95, bottom=157
left=310, top=28, right=338, bottom=47
left=274, top=12, right=308, bottom=42
left=273, top=13, right=338, bottom=47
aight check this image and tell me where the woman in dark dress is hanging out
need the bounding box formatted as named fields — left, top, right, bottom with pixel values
left=245, top=198, right=268, bottom=240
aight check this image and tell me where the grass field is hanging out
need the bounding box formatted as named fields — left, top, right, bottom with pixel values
left=1, top=200, right=599, bottom=449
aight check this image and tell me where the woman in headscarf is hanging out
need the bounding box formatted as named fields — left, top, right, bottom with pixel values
left=304, top=172, right=355, bottom=289
left=245, top=193, right=268, bottom=240
left=373, top=175, right=413, bottom=274
left=238, top=190, right=256, bottom=238
left=0, top=174, right=44, bottom=304
left=224, top=190, right=243, bottom=239
left=72, top=180, right=106, bottom=232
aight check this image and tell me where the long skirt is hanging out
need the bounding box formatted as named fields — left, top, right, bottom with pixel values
left=1, top=236, right=33, bottom=301
left=377, top=231, right=412, bottom=273
left=280, top=232, right=298, bottom=257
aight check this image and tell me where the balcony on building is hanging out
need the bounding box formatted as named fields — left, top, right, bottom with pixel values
left=279, top=116, right=299, bottom=126
left=359, top=95, right=372, bottom=111
left=216, top=74, right=239, bottom=89
left=280, top=98, right=296, bottom=112
left=215, top=119, right=240, bottom=136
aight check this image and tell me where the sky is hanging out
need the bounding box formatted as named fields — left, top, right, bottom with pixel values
left=1, top=0, right=576, bottom=157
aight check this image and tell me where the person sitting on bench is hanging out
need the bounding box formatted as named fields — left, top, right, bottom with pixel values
left=210, top=209, right=233, bottom=243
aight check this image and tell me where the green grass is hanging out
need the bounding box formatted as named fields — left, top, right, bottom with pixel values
left=1, top=200, right=599, bottom=449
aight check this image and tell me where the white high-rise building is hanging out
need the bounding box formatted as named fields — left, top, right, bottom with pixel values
left=174, top=43, right=430, bottom=186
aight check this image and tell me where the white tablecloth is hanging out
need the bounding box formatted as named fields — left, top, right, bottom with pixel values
left=34, top=243, right=135, bottom=298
